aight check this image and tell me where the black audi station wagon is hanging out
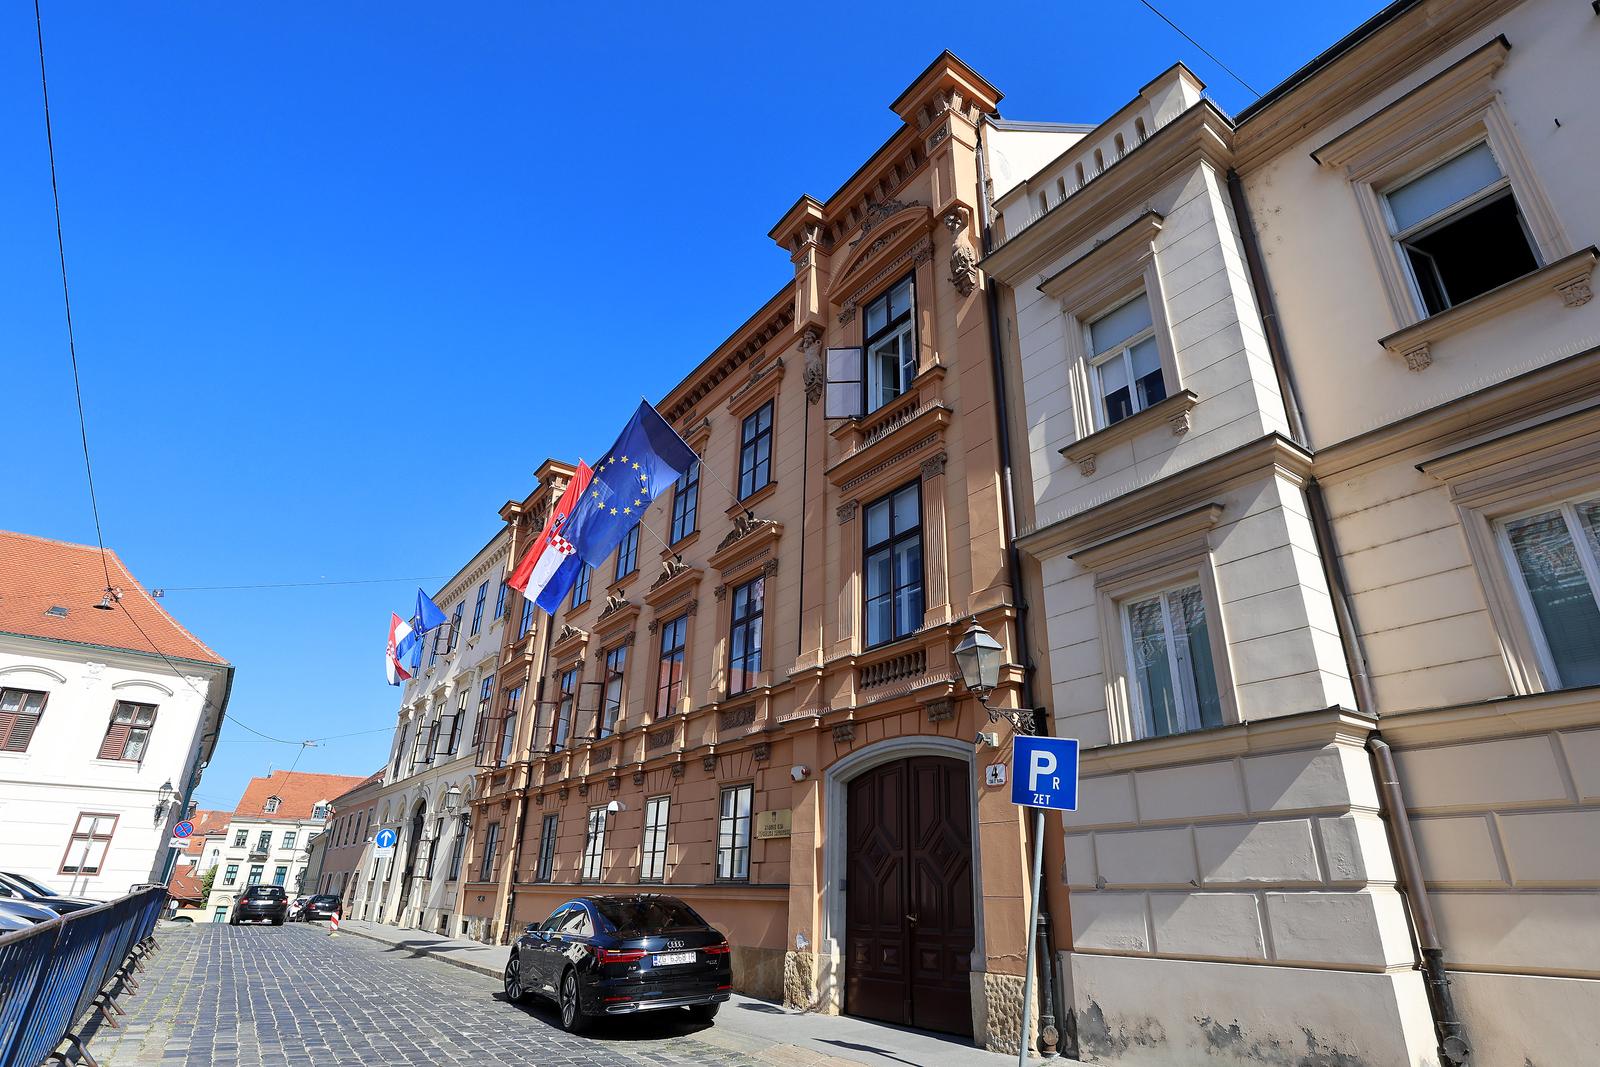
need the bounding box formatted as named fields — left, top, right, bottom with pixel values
left=503, top=894, right=732, bottom=1032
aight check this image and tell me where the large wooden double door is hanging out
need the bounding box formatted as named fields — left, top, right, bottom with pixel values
left=844, top=755, right=975, bottom=1036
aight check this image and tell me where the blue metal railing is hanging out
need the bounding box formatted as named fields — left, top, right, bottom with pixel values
left=0, top=886, right=166, bottom=1067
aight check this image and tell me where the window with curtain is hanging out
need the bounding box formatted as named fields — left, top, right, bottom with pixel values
left=97, top=701, right=157, bottom=762
left=728, top=576, right=764, bottom=694
left=656, top=614, right=688, bottom=717
left=1087, top=294, right=1164, bottom=428
left=641, top=796, right=670, bottom=882
left=582, top=807, right=607, bottom=881
left=1123, top=583, right=1223, bottom=738
left=671, top=461, right=700, bottom=543
left=716, top=785, right=753, bottom=881
left=863, top=482, right=924, bottom=647
left=1501, top=497, right=1600, bottom=688
left=0, top=688, right=46, bottom=753
left=738, top=403, right=774, bottom=499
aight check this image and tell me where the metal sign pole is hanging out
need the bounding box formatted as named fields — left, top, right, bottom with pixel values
left=1018, top=805, right=1045, bottom=1066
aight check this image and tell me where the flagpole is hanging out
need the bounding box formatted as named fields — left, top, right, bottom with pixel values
left=640, top=395, right=753, bottom=521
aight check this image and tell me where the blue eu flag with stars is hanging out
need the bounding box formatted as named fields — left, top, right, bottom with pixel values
left=564, top=401, right=699, bottom=568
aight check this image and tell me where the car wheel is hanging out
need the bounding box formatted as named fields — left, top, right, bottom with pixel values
left=503, top=954, right=526, bottom=1003
left=688, top=1003, right=720, bottom=1024
left=272, top=916, right=284, bottom=926
left=558, top=968, right=589, bottom=1034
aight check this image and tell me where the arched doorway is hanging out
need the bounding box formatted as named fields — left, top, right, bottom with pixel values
left=844, top=754, right=974, bottom=1036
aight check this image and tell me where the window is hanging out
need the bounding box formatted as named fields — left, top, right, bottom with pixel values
left=0, top=688, right=46, bottom=753
left=233, top=829, right=247, bottom=848
left=263, top=796, right=281, bottom=814
left=471, top=581, right=489, bottom=636
left=728, top=576, right=764, bottom=695
left=97, top=701, right=157, bottom=761
left=582, top=806, right=607, bottom=881
left=1087, top=294, right=1164, bottom=428
left=716, top=785, right=753, bottom=881
left=392, top=726, right=408, bottom=779
left=247, top=864, right=264, bottom=886
left=61, top=813, right=116, bottom=875
left=479, top=822, right=502, bottom=882
left=615, top=525, right=640, bottom=581
left=670, top=461, right=700, bottom=542
left=443, top=689, right=468, bottom=755
left=1501, top=497, right=1600, bottom=688
left=863, top=483, right=924, bottom=647
left=553, top=668, right=578, bottom=751
left=656, top=614, right=688, bottom=717
left=312, top=803, right=329, bottom=820
left=447, top=815, right=468, bottom=881
left=283, top=832, right=297, bottom=850
left=1123, top=583, right=1224, bottom=738
left=214, top=906, right=228, bottom=922
left=412, top=717, right=436, bottom=767
left=863, top=275, right=917, bottom=412
left=448, top=601, right=464, bottom=653
left=738, top=402, right=774, bottom=499
left=425, top=818, right=443, bottom=879
left=224, top=863, right=239, bottom=885
left=535, top=813, right=558, bottom=882
left=599, top=645, right=626, bottom=738
left=256, top=831, right=272, bottom=853
left=272, top=865, right=288, bottom=886
left=494, top=581, right=508, bottom=620
left=1382, top=142, right=1539, bottom=316
left=571, top=564, right=592, bottom=608
left=499, top=686, right=522, bottom=766
left=519, top=597, right=535, bottom=640
left=473, top=674, right=495, bottom=746
left=641, top=796, right=670, bottom=882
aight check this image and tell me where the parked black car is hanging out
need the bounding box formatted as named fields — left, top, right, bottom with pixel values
left=302, top=894, right=341, bottom=921
left=504, top=895, right=732, bottom=1033
left=0, top=871, right=100, bottom=914
left=230, top=884, right=288, bottom=925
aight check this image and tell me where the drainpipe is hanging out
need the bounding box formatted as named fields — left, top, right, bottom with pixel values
left=977, top=121, right=1065, bottom=1060
left=1225, top=166, right=1468, bottom=1067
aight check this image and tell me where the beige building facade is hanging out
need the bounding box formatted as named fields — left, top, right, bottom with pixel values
left=986, top=0, right=1600, bottom=1064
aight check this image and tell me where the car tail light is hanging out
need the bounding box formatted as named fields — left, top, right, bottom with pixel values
left=597, top=948, right=648, bottom=964
left=704, top=942, right=731, bottom=956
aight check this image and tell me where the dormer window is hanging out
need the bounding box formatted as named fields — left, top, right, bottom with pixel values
left=312, top=802, right=329, bottom=820
left=1383, top=141, right=1539, bottom=316
left=263, top=796, right=281, bottom=814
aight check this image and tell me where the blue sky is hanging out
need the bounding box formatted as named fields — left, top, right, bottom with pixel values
left=0, top=0, right=1382, bottom=809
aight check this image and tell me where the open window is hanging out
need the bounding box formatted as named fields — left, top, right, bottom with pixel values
left=825, top=273, right=918, bottom=420
left=1087, top=294, right=1165, bottom=429
left=1383, top=142, right=1540, bottom=316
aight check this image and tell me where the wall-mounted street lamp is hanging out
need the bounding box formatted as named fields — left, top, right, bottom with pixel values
left=953, top=617, right=1036, bottom=735
left=444, top=785, right=462, bottom=812
left=155, top=779, right=176, bottom=822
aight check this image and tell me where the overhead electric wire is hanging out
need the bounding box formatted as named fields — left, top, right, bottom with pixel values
left=1134, top=0, right=1261, bottom=98
left=33, top=0, right=112, bottom=595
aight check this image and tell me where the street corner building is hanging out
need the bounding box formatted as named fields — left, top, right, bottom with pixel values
left=441, top=52, right=1048, bottom=1054
left=981, top=0, right=1600, bottom=1064
left=0, top=529, right=233, bottom=897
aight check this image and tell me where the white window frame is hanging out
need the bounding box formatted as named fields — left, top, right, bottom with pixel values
left=1494, top=495, right=1600, bottom=690
left=1085, top=294, right=1164, bottom=431
left=640, top=795, right=670, bottom=882
left=716, top=784, right=754, bottom=882
left=581, top=806, right=607, bottom=881
left=1118, top=579, right=1225, bottom=739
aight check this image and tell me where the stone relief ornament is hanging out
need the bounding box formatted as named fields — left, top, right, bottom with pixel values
left=949, top=242, right=978, bottom=297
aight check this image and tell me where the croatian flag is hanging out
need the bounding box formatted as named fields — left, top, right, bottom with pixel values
left=507, top=460, right=594, bottom=615
left=385, top=613, right=413, bottom=686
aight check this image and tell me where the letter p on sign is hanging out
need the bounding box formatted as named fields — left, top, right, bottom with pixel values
left=1010, top=736, right=1080, bottom=811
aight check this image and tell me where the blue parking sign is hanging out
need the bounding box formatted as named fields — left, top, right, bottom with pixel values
left=1011, top=736, right=1079, bottom=810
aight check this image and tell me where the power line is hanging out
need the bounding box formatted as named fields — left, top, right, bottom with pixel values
left=1134, top=0, right=1261, bottom=98
left=33, top=0, right=112, bottom=595
left=158, top=575, right=454, bottom=593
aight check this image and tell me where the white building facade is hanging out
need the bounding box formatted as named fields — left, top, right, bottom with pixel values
left=346, top=529, right=508, bottom=937
left=0, top=532, right=231, bottom=900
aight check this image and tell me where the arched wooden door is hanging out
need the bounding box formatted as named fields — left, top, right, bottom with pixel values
left=844, top=755, right=974, bottom=1036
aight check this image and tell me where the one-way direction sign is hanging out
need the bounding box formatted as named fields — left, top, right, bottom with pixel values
left=1011, top=735, right=1079, bottom=811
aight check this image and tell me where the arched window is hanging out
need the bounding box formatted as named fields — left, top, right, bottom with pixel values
left=1094, top=148, right=1105, bottom=172
left=1075, top=162, right=1085, bottom=187
left=1135, top=117, right=1148, bottom=142
left=264, top=796, right=281, bottom=814
left=1115, top=133, right=1126, bottom=157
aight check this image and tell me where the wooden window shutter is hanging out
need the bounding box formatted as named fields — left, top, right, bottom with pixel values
left=99, top=721, right=131, bottom=760
left=3, top=712, right=40, bottom=753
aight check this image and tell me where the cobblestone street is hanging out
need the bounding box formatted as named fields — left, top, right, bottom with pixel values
left=90, top=923, right=772, bottom=1067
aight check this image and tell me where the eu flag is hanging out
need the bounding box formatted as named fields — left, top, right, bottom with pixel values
left=564, top=401, right=698, bottom=568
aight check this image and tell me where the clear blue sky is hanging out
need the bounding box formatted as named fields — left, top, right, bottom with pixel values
left=0, top=0, right=1382, bottom=809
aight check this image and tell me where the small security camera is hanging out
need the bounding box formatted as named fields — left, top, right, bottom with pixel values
left=975, top=732, right=1000, bottom=749
left=790, top=765, right=811, bottom=782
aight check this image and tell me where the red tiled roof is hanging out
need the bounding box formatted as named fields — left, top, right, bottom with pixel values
left=167, top=862, right=205, bottom=903
left=235, top=771, right=369, bottom=820
left=0, top=530, right=226, bottom=666
left=181, top=809, right=232, bottom=856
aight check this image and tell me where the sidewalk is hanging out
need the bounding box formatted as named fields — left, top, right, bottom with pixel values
left=338, top=918, right=1067, bottom=1067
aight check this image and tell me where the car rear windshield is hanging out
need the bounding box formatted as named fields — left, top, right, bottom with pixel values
left=591, top=897, right=703, bottom=934
left=311, top=895, right=339, bottom=905
left=244, top=887, right=285, bottom=899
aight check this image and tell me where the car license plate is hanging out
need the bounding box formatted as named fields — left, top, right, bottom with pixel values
left=653, top=951, right=696, bottom=966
